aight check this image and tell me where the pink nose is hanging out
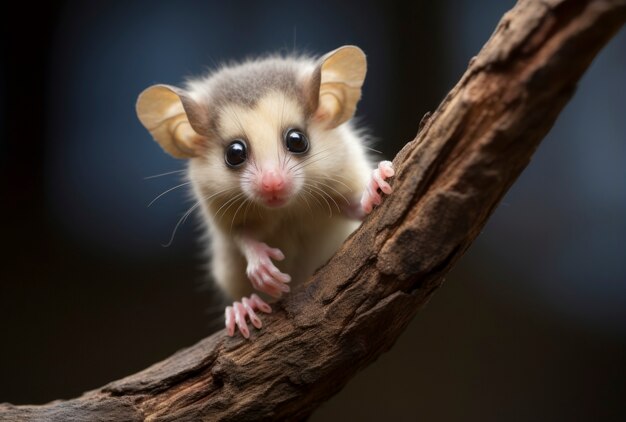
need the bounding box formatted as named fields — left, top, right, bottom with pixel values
left=261, top=170, right=285, bottom=193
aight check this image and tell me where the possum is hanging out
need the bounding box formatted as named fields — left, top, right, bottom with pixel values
left=136, top=45, right=394, bottom=338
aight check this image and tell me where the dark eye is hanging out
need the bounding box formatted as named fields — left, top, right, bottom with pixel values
left=225, top=140, right=247, bottom=168
left=285, top=129, right=309, bottom=154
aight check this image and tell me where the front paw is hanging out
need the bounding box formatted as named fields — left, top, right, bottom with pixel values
left=361, top=160, right=395, bottom=214
left=225, top=294, right=272, bottom=339
left=246, top=243, right=291, bottom=298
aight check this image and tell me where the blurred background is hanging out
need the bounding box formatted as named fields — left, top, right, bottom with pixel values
left=1, top=0, right=625, bottom=420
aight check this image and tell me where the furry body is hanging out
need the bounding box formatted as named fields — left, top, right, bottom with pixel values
left=137, top=46, right=393, bottom=337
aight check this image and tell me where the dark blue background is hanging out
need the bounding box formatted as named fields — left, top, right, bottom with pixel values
left=1, top=1, right=624, bottom=420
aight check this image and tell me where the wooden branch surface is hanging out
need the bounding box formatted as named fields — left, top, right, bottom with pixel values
left=2, top=0, right=625, bottom=420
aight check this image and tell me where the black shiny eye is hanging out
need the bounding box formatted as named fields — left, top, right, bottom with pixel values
left=225, top=140, right=247, bottom=168
left=285, top=129, right=309, bottom=154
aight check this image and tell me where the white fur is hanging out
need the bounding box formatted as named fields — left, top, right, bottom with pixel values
left=187, top=89, right=371, bottom=300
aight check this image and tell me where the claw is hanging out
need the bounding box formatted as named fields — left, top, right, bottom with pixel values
left=225, top=294, right=272, bottom=338
left=361, top=160, right=394, bottom=214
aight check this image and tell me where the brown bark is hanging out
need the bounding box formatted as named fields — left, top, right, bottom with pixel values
left=2, top=0, right=625, bottom=420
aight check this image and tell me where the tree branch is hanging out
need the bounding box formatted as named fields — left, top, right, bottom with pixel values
left=2, top=0, right=625, bottom=420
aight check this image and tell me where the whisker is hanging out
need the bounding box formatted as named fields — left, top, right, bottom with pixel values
left=163, top=200, right=203, bottom=248
left=144, top=169, right=186, bottom=180
left=148, top=181, right=192, bottom=207
left=297, top=193, right=314, bottom=217
left=243, top=198, right=254, bottom=224
left=296, top=174, right=352, bottom=191
left=162, top=187, right=235, bottom=247
left=301, top=187, right=324, bottom=213
left=288, top=148, right=331, bottom=169
left=290, top=153, right=335, bottom=173
left=363, top=146, right=383, bottom=154
left=215, top=192, right=246, bottom=220
left=288, top=147, right=336, bottom=172
left=284, top=152, right=293, bottom=171
left=303, top=185, right=332, bottom=217
left=311, top=180, right=350, bottom=205
left=220, top=195, right=246, bottom=225
left=321, top=173, right=351, bottom=182
left=289, top=156, right=329, bottom=174
left=230, top=198, right=248, bottom=233
left=306, top=183, right=341, bottom=213
left=252, top=155, right=259, bottom=172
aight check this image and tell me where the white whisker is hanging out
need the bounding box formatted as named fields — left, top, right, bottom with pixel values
left=303, top=185, right=332, bottom=217
left=230, top=197, right=249, bottom=233
left=215, top=192, right=246, bottom=221
left=243, top=198, right=254, bottom=224
left=301, top=187, right=322, bottom=212
left=162, top=187, right=235, bottom=247
left=306, top=183, right=341, bottom=213
left=148, top=181, right=192, bottom=207
left=311, top=180, right=350, bottom=205
left=363, top=146, right=382, bottom=154
left=297, top=193, right=314, bottom=217
left=288, top=147, right=336, bottom=172
left=144, top=169, right=186, bottom=179
left=290, top=153, right=335, bottom=173
left=163, top=200, right=203, bottom=248
left=297, top=174, right=352, bottom=192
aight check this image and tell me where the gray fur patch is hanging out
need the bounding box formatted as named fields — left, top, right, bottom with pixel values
left=212, top=61, right=301, bottom=106
left=185, top=56, right=316, bottom=137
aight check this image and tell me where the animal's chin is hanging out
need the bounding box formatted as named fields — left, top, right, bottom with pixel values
left=255, top=187, right=300, bottom=209
left=261, top=196, right=290, bottom=208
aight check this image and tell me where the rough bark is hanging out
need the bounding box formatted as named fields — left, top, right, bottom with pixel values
left=2, top=0, right=625, bottom=420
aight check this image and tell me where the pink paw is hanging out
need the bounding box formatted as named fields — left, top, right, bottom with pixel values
left=225, top=294, right=272, bottom=338
left=361, top=160, right=395, bottom=214
left=246, top=242, right=291, bottom=298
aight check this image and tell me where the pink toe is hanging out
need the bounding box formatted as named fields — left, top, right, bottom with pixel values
left=240, top=326, right=249, bottom=338
left=234, top=302, right=250, bottom=339
left=251, top=294, right=272, bottom=314
left=267, top=247, right=285, bottom=261
left=367, top=183, right=381, bottom=204
left=373, top=169, right=392, bottom=194
left=379, top=161, right=395, bottom=177
left=368, top=190, right=382, bottom=206
left=247, top=269, right=261, bottom=289
left=243, top=297, right=262, bottom=329
left=265, top=273, right=290, bottom=293
left=259, top=272, right=284, bottom=297
left=267, top=265, right=291, bottom=283
left=225, top=306, right=235, bottom=337
left=361, top=196, right=373, bottom=214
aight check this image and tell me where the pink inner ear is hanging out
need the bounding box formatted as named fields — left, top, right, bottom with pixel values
left=313, top=108, right=329, bottom=123
left=313, top=92, right=343, bottom=129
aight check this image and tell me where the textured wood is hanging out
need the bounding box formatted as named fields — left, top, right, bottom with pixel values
left=2, top=0, right=625, bottom=420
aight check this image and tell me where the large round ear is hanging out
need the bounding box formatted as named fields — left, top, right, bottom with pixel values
left=136, top=84, right=209, bottom=159
left=306, top=45, right=367, bottom=129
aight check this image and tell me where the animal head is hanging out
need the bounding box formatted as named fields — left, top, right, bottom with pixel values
left=136, top=46, right=367, bottom=210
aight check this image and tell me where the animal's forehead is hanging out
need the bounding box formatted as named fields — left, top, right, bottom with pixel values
left=216, top=91, right=306, bottom=142
left=209, top=59, right=306, bottom=109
